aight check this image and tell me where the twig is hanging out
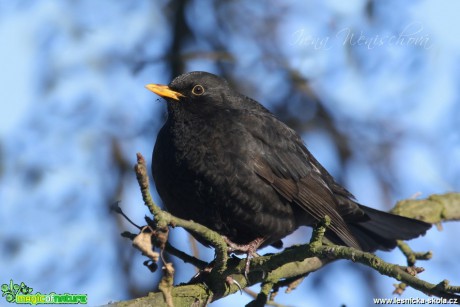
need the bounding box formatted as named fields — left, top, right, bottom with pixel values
left=308, top=244, right=460, bottom=300
left=159, top=263, right=175, bottom=307
left=165, top=242, right=208, bottom=270
left=397, top=241, right=432, bottom=267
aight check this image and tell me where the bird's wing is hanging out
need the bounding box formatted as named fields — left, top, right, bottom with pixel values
left=245, top=112, right=364, bottom=249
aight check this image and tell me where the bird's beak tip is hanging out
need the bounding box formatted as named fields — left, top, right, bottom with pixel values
left=145, top=83, right=183, bottom=101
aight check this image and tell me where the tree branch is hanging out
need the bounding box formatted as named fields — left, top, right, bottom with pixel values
left=108, top=154, right=460, bottom=306
left=391, top=193, right=460, bottom=223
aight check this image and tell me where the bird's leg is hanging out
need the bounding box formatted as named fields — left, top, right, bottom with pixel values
left=222, top=236, right=266, bottom=278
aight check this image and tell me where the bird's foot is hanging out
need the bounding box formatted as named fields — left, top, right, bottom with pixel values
left=222, top=236, right=265, bottom=279
left=225, top=276, right=243, bottom=294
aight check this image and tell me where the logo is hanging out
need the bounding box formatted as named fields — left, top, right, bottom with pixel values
left=1, top=280, right=87, bottom=305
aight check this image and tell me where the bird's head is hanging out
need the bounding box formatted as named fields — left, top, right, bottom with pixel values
left=146, top=71, right=236, bottom=115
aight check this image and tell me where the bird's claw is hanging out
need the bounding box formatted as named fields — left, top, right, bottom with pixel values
left=222, top=236, right=265, bottom=279
left=226, top=276, right=243, bottom=294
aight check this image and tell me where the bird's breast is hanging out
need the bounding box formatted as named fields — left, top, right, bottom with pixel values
left=152, top=115, right=298, bottom=245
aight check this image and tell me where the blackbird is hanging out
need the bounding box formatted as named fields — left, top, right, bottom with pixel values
left=146, top=71, right=430, bottom=258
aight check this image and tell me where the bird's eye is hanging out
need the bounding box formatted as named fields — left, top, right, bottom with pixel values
left=192, top=85, right=205, bottom=96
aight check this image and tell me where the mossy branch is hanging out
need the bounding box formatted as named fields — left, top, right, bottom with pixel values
left=109, top=153, right=460, bottom=307
left=391, top=193, right=460, bottom=223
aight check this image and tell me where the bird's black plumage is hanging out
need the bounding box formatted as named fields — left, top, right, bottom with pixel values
left=147, top=71, right=431, bottom=253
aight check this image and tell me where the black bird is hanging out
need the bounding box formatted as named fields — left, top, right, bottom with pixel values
left=146, top=71, right=430, bottom=259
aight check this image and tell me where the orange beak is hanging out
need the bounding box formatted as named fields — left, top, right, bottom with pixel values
left=145, top=84, right=184, bottom=101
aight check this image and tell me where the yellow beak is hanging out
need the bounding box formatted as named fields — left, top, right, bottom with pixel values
left=145, top=84, right=184, bottom=101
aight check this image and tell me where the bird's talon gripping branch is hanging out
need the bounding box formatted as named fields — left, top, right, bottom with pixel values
left=222, top=236, right=265, bottom=278
left=225, top=276, right=243, bottom=294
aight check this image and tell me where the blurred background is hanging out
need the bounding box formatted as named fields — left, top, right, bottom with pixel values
left=1, top=1, right=459, bottom=306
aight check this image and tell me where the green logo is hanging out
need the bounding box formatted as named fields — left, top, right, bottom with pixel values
left=1, top=280, right=87, bottom=305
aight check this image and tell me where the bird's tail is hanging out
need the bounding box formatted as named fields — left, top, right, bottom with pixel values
left=326, top=204, right=431, bottom=252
